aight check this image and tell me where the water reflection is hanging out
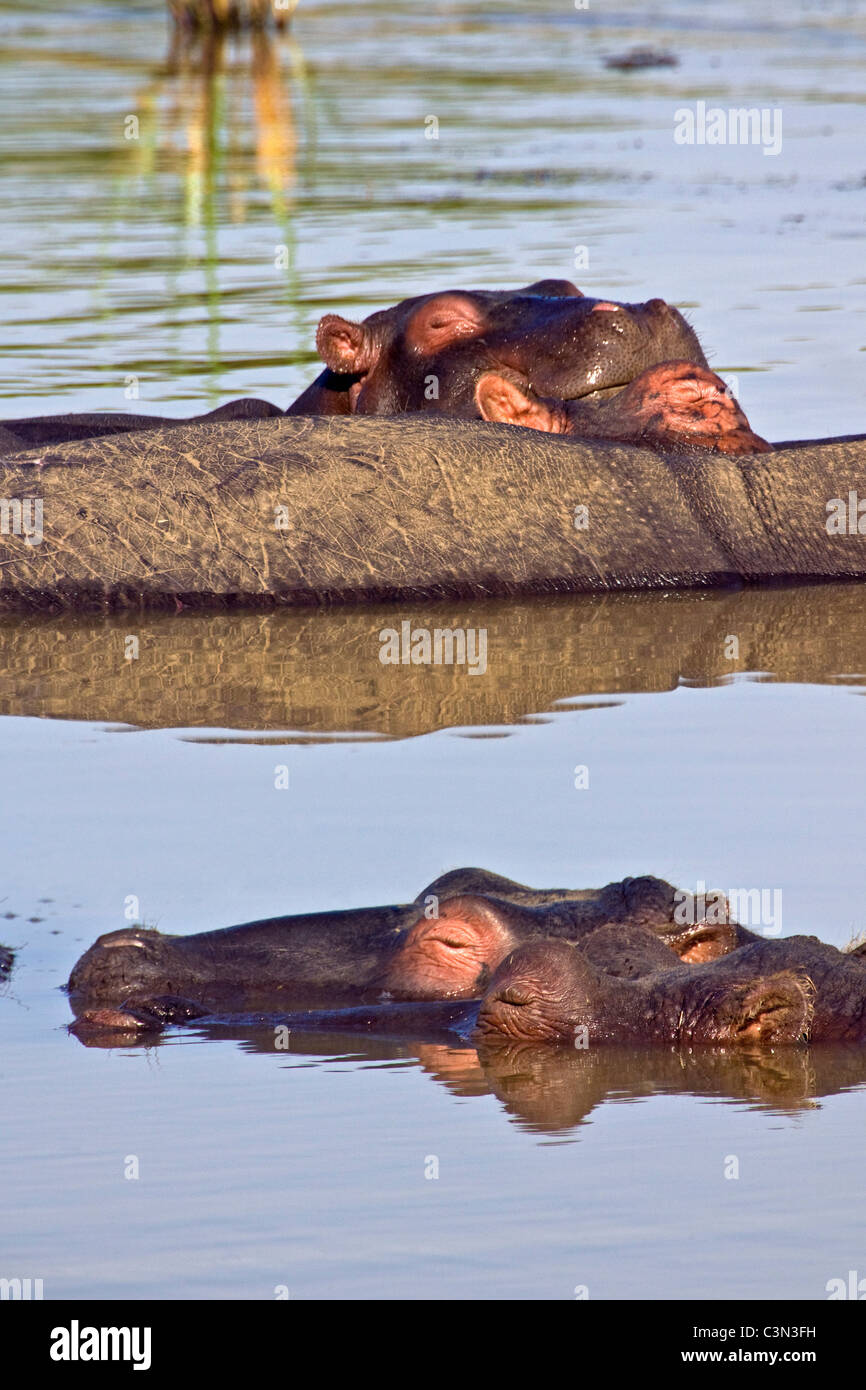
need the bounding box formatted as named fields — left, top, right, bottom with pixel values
left=137, top=24, right=306, bottom=392
left=158, top=24, right=302, bottom=222
left=76, top=1023, right=866, bottom=1135
left=1, top=582, right=863, bottom=737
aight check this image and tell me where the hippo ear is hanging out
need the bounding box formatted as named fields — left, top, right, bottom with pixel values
left=475, top=371, right=562, bottom=432
left=404, top=294, right=487, bottom=355
left=724, top=972, right=813, bottom=1044
left=521, top=279, right=583, bottom=298
left=315, top=315, right=377, bottom=374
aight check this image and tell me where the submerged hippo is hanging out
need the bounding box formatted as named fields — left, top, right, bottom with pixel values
left=668, top=934, right=866, bottom=1043
left=72, top=931, right=811, bottom=1049
left=66, top=871, right=697, bottom=1020
left=473, top=939, right=813, bottom=1046
left=476, top=930, right=866, bottom=1046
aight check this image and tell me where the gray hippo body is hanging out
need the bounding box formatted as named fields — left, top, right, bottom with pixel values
left=0, top=397, right=282, bottom=451
left=1, top=414, right=864, bottom=610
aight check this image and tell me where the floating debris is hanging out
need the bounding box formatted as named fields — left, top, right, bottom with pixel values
left=604, top=47, right=679, bottom=72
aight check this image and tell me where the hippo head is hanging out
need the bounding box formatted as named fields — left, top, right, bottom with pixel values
left=578, top=923, right=684, bottom=980
left=474, top=361, right=771, bottom=456
left=474, top=939, right=813, bottom=1047
left=381, top=893, right=518, bottom=999
left=66, top=926, right=177, bottom=1004
left=306, top=281, right=708, bottom=418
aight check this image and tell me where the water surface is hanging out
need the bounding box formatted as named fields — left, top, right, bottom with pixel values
left=2, top=0, right=866, bottom=1301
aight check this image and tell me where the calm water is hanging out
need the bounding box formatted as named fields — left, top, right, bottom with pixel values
left=2, top=0, right=866, bottom=1300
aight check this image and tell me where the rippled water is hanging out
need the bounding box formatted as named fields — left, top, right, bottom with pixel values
left=2, top=0, right=866, bottom=1301
left=2, top=0, right=865, bottom=434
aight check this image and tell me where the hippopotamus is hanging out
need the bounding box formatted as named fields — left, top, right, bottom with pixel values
left=65, top=870, right=693, bottom=1019
left=287, top=280, right=708, bottom=419
left=473, top=938, right=813, bottom=1046
left=477, top=930, right=866, bottom=1046
left=662, top=933, right=866, bottom=1042
left=0, top=396, right=283, bottom=451
left=1, top=280, right=710, bottom=451
left=71, top=929, right=811, bottom=1049
left=474, top=361, right=770, bottom=456
left=62, top=928, right=692, bottom=1039
left=3, top=411, right=864, bottom=611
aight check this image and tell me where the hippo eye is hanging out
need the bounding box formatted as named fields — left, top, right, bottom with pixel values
left=498, top=987, right=531, bottom=1006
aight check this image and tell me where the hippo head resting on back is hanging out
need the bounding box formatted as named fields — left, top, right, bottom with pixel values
left=474, top=360, right=772, bottom=456
left=287, top=280, right=709, bottom=418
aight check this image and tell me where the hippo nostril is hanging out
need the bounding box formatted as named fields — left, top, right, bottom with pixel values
left=645, top=298, right=668, bottom=312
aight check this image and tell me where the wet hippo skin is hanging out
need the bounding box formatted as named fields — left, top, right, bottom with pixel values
left=475, top=931, right=866, bottom=1046
left=69, top=918, right=866, bottom=1049
left=66, top=871, right=699, bottom=1020
left=68, top=922, right=682, bottom=1039
left=72, top=932, right=813, bottom=1049
left=580, top=918, right=866, bottom=1040
left=474, top=939, right=813, bottom=1046
left=672, top=935, right=866, bottom=1043
left=289, top=281, right=708, bottom=418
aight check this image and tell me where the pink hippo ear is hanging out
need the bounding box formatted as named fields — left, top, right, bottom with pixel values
left=315, top=315, right=378, bottom=374
left=475, top=371, right=565, bottom=433
left=404, top=293, right=488, bottom=355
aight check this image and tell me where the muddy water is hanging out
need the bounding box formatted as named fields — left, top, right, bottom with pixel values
left=2, top=0, right=866, bottom=1300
